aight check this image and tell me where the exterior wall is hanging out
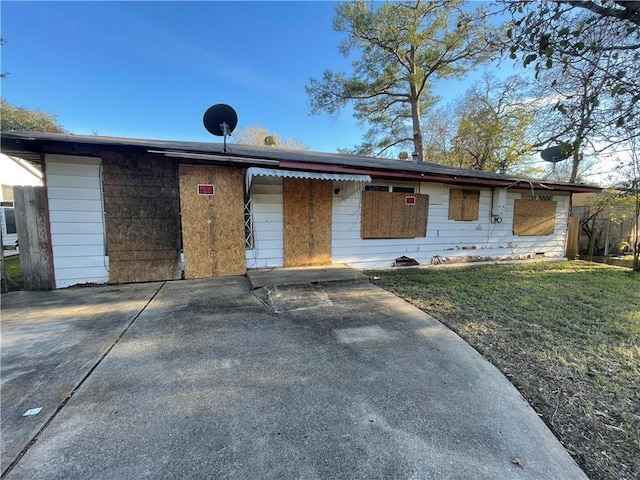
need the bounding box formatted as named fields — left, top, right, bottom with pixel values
left=246, top=176, right=284, bottom=268
left=45, top=154, right=109, bottom=288
left=332, top=181, right=570, bottom=268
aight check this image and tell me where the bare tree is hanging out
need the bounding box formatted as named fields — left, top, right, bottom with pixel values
left=523, top=14, right=638, bottom=182
left=234, top=125, right=308, bottom=150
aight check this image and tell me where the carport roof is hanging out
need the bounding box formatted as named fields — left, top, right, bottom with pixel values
left=1, top=131, right=601, bottom=193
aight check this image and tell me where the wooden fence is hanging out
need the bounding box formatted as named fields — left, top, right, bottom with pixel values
left=13, top=186, right=53, bottom=290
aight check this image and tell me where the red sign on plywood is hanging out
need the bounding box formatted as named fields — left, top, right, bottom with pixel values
left=405, top=196, right=416, bottom=205
left=197, top=184, right=215, bottom=196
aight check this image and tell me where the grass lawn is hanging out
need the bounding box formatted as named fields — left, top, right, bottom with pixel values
left=3, top=255, right=23, bottom=291
left=366, top=261, right=639, bottom=480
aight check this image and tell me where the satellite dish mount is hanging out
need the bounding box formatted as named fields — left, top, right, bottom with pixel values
left=540, top=144, right=572, bottom=176
left=203, top=104, right=238, bottom=153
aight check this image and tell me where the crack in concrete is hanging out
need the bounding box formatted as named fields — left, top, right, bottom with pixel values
left=0, top=281, right=166, bottom=479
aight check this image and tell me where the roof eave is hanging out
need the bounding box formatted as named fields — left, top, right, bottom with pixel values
left=1, top=132, right=602, bottom=193
left=278, top=161, right=601, bottom=193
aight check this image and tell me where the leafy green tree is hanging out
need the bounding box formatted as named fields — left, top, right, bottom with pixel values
left=420, top=74, right=535, bottom=173
left=307, top=0, right=496, bottom=161
left=505, top=0, right=640, bottom=127
left=518, top=12, right=638, bottom=182
left=451, top=74, right=534, bottom=173
left=233, top=125, right=308, bottom=150
left=1, top=98, right=66, bottom=133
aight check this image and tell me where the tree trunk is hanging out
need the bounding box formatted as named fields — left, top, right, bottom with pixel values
left=586, top=218, right=598, bottom=261
left=410, top=98, right=424, bottom=162
left=409, top=45, right=424, bottom=162
left=570, top=150, right=581, bottom=183
left=634, top=194, right=640, bottom=271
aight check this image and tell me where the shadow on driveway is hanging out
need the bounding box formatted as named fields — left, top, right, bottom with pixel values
left=1, top=277, right=586, bottom=479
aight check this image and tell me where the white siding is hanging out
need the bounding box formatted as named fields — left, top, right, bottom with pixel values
left=247, top=176, right=572, bottom=270
left=332, top=181, right=571, bottom=269
left=45, top=154, right=109, bottom=288
left=246, top=176, right=284, bottom=268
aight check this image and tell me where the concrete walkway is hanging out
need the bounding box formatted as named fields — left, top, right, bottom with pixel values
left=1, top=276, right=587, bottom=479
left=247, top=264, right=368, bottom=289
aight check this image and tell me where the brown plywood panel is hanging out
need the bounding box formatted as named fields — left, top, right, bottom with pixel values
left=284, top=178, right=332, bottom=267
left=179, top=165, right=245, bottom=278
left=361, top=191, right=375, bottom=239
left=310, top=180, right=332, bottom=266
left=108, top=260, right=178, bottom=284
left=103, top=184, right=179, bottom=199
left=449, top=189, right=479, bottom=221
left=102, top=152, right=180, bottom=284
left=102, top=173, right=177, bottom=187
left=448, top=188, right=463, bottom=220
left=102, top=151, right=175, bottom=177
left=284, top=178, right=312, bottom=267
left=462, top=190, right=480, bottom=221
left=404, top=195, right=417, bottom=237
left=106, top=219, right=180, bottom=251
left=390, top=192, right=407, bottom=237
left=377, top=191, right=393, bottom=238
left=362, top=191, right=428, bottom=239
left=513, top=199, right=557, bottom=236
left=210, top=166, right=246, bottom=276
left=105, top=197, right=180, bottom=220
left=108, top=249, right=177, bottom=262
left=416, top=194, right=429, bottom=237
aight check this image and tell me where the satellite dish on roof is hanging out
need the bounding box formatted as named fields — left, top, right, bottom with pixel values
left=540, top=145, right=571, bottom=163
left=203, top=104, right=238, bottom=152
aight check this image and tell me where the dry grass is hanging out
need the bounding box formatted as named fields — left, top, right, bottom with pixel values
left=366, top=261, right=639, bottom=480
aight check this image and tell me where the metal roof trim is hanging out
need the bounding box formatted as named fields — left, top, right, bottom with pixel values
left=245, top=167, right=371, bottom=192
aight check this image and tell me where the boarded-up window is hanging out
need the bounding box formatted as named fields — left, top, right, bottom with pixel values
left=361, top=191, right=428, bottom=239
left=513, top=199, right=557, bottom=235
left=448, top=189, right=480, bottom=221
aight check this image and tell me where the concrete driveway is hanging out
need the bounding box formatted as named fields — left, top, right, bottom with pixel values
left=1, top=276, right=586, bottom=479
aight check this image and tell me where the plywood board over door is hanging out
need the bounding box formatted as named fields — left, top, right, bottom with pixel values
left=179, top=165, right=245, bottom=278
left=283, top=178, right=332, bottom=267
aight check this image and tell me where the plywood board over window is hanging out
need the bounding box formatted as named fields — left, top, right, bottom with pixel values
left=361, top=191, right=428, bottom=239
left=448, top=189, right=479, bottom=221
left=102, top=152, right=180, bottom=284
left=513, top=199, right=557, bottom=236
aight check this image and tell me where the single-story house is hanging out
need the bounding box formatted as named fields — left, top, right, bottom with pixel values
left=1, top=131, right=600, bottom=289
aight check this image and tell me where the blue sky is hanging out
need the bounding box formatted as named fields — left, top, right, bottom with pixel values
left=1, top=1, right=504, bottom=153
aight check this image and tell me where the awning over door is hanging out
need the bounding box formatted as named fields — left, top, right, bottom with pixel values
left=246, top=167, right=371, bottom=200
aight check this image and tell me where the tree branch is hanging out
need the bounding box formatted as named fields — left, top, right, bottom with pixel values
left=554, top=0, right=640, bottom=26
